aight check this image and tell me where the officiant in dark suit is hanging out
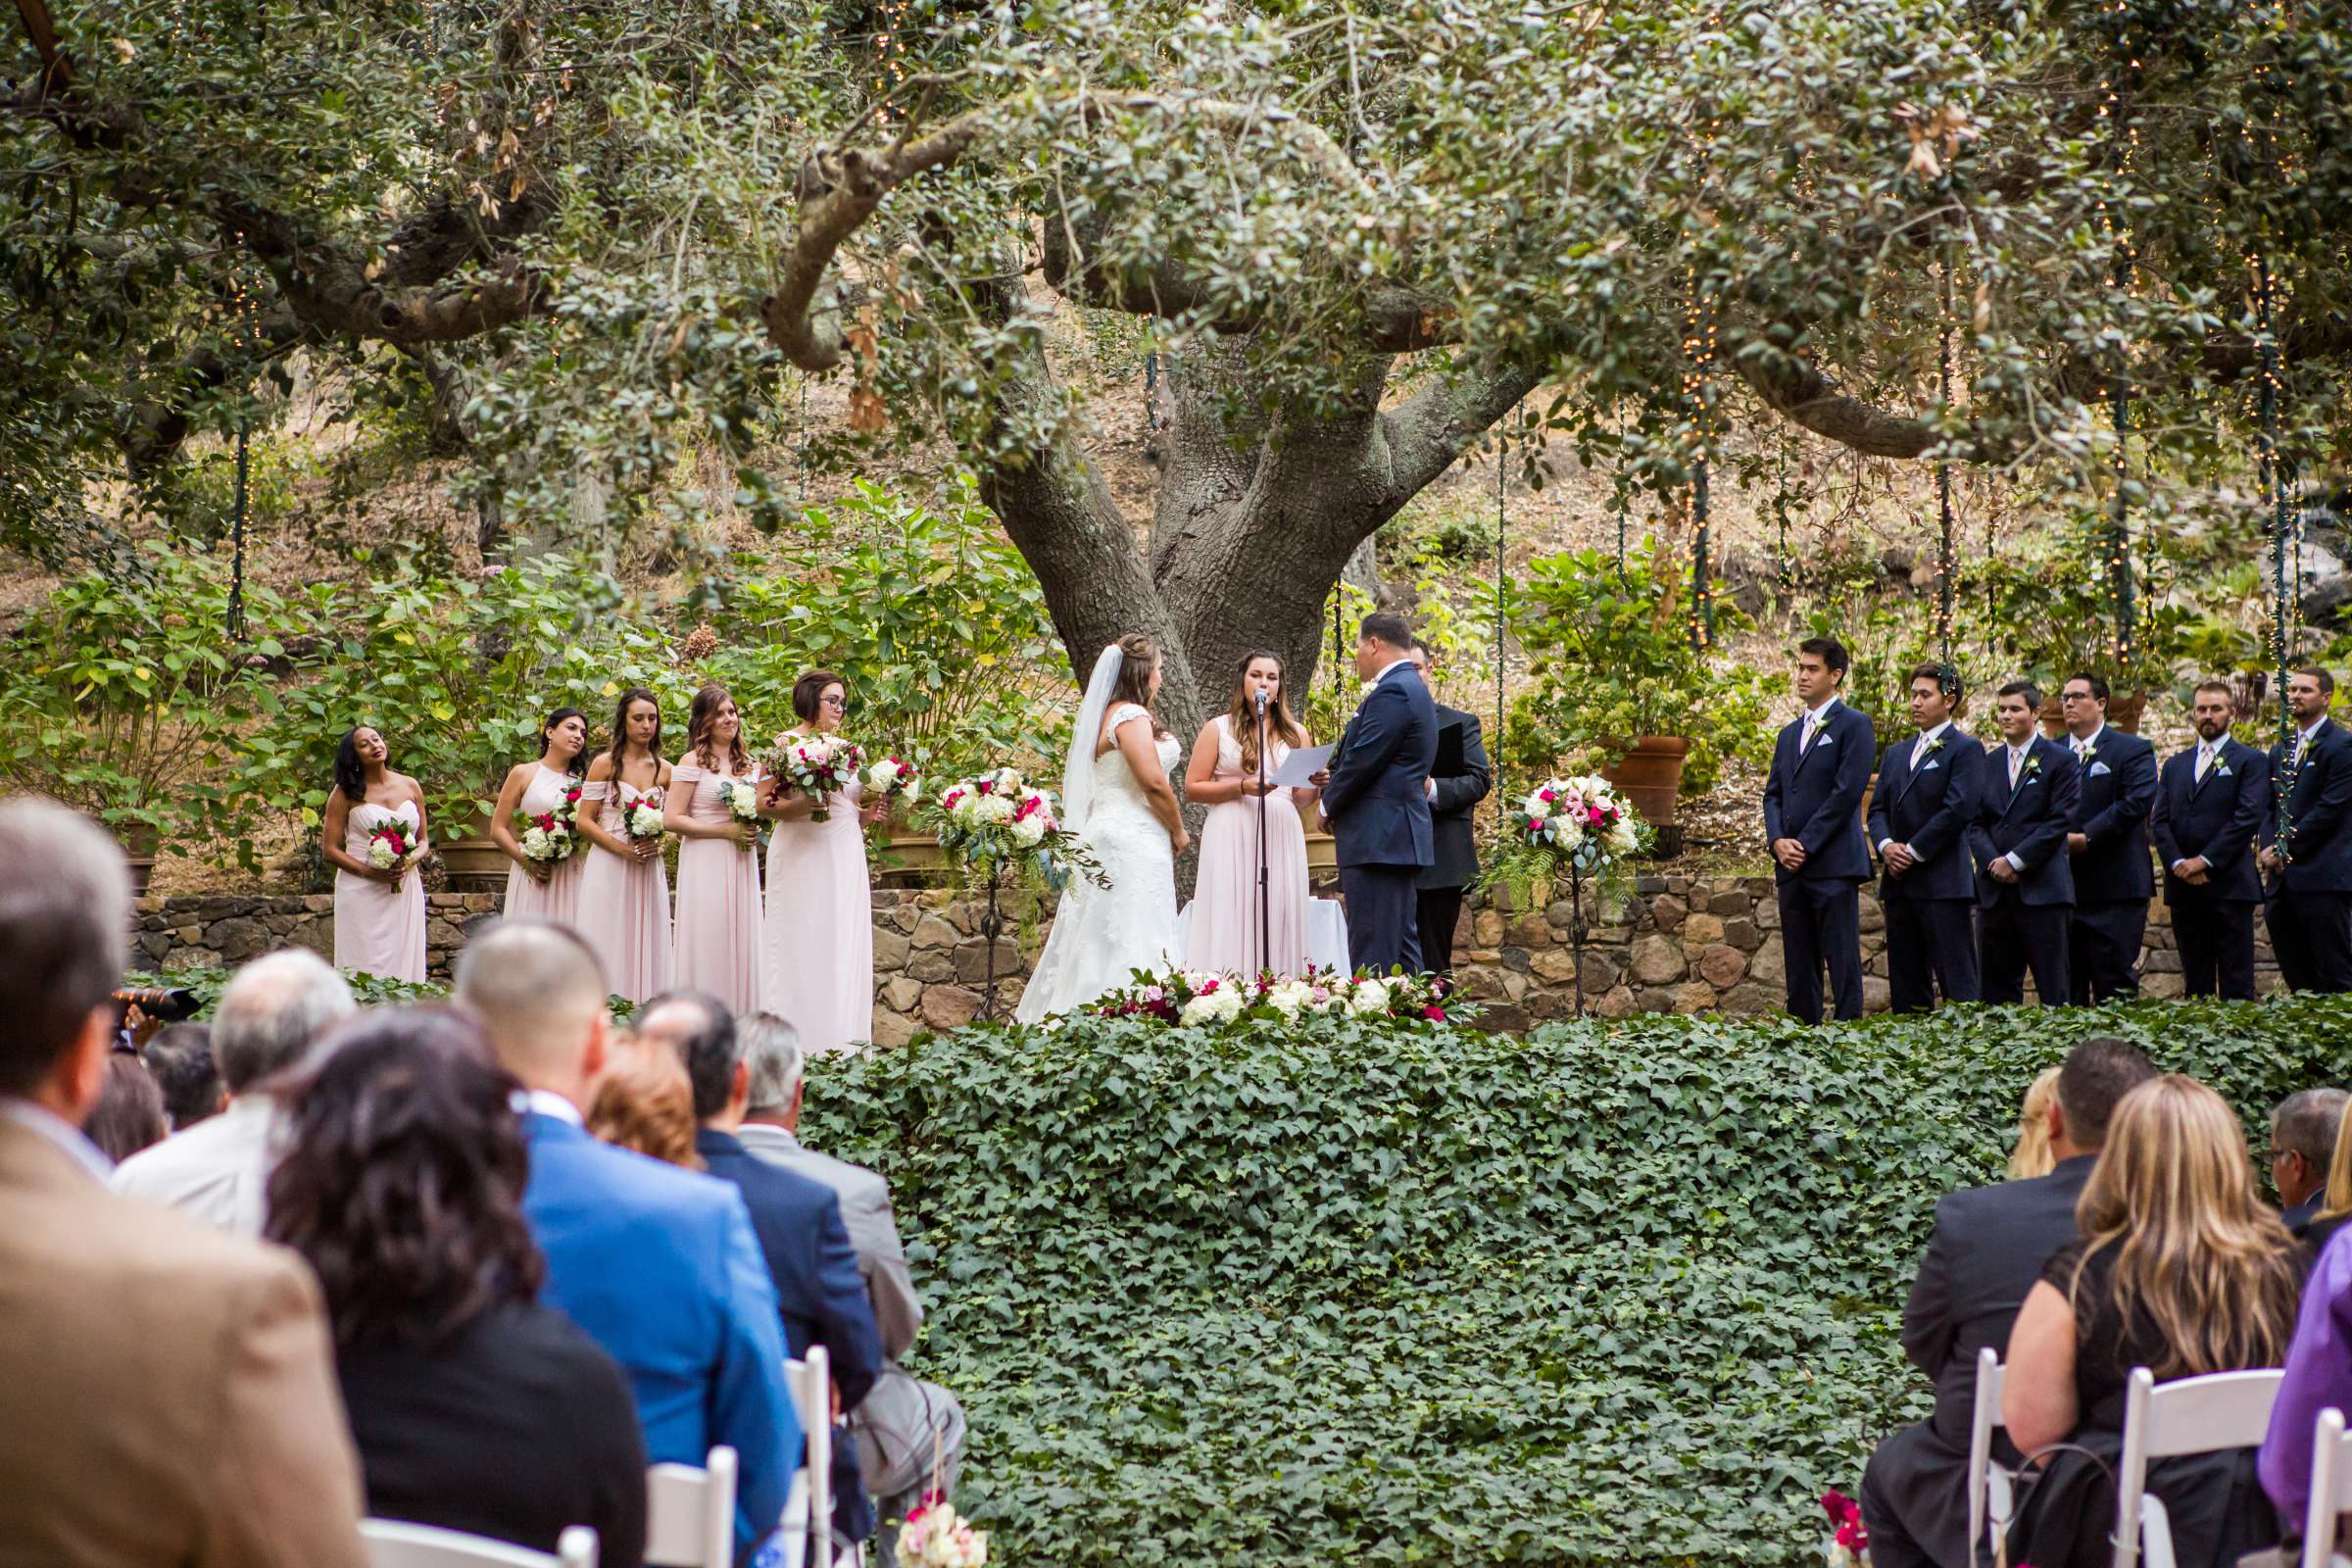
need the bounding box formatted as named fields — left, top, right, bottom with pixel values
left=1866, top=662, right=1984, bottom=1012
left=1315, top=612, right=1439, bottom=973
left=2151, top=679, right=2267, bottom=999
left=1761, top=636, right=1875, bottom=1024
left=1405, top=640, right=1490, bottom=976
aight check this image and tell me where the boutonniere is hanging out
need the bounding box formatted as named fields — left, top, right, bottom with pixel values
left=2022, top=756, right=2044, bottom=778
left=1921, top=734, right=1947, bottom=756
left=2079, top=741, right=2098, bottom=765
left=1358, top=681, right=1379, bottom=699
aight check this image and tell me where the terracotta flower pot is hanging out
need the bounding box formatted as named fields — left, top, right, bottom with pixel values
left=872, top=830, right=951, bottom=888
left=2106, top=693, right=2147, bottom=734
left=1600, top=736, right=1690, bottom=832
left=436, top=838, right=511, bottom=889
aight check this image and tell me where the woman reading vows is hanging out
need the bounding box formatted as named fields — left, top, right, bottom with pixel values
left=665, top=683, right=767, bottom=1016
left=491, top=709, right=590, bottom=928
left=324, top=724, right=427, bottom=982
left=575, top=689, right=674, bottom=1004
left=1183, top=650, right=1318, bottom=977
left=761, top=670, right=885, bottom=1054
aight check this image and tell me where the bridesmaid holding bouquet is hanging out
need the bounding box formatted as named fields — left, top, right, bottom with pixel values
left=575, top=687, right=675, bottom=1004
left=490, top=709, right=590, bottom=928
left=1182, top=649, right=1319, bottom=977
left=665, top=683, right=767, bottom=1015
left=760, top=670, right=886, bottom=1053
left=323, top=724, right=428, bottom=982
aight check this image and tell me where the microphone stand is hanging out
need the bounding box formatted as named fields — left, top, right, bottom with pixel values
left=1256, top=694, right=1273, bottom=978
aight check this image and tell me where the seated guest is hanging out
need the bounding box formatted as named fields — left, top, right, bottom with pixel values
left=113, top=949, right=356, bottom=1235
left=454, top=921, right=799, bottom=1562
left=1861, top=1039, right=2155, bottom=1568
left=2297, top=1101, right=2352, bottom=1259
left=266, top=1006, right=647, bottom=1568
left=86, top=1051, right=168, bottom=1162
left=733, top=1013, right=970, bottom=1556
left=2006, top=1066, right=2064, bottom=1181
left=2004, top=1076, right=2307, bottom=1568
left=2259, top=1191, right=2352, bottom=1539
left=142, top=1021, right=224, bottom=1130
left=0, top=797, right=366, bottom=1567
left=638, top=994, right=886, bottom=1550
left=587, top=1034, right=705, bottom=1170
left=2271, top=1088, right=2348, bottom=1238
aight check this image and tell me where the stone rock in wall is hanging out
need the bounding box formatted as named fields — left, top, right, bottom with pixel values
left=1681, top=911, right=1725, bottom=945
left=1696, top=944, right=1748, bottom=989
left=1857, top=894, right=1886, bottom=935
left=879, top=977, right=924, bottom=1013
left=1718, top=981, right=1778, bottom=1016
left=919, top=985, right=982, bottom=1030
left=868, top=1011, right=922, bottom=1049
left=1671, top=981, right=1717, bottom=1013
left=952, top=938, right=1026, bottom=986
left=1630, top=934, right=1686, bottom=985
left=872, top=926, right=912, bottom=970
left=1648, top=895, right=1687, bottom=933
left=910, top=915, right=959, bottom=951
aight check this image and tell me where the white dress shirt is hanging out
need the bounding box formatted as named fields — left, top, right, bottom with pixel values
left=1878, top=720, right=1951, bottom=856
left=2070, top=723, right=2107, bottom=760
left=2296, top=719, right=2327, bottom=762
left=109, top=1093, right=280, bottom=1237
left=2172, top=738, right=2229, bottom=875
left=514, top=1088, right=585, bottom=1126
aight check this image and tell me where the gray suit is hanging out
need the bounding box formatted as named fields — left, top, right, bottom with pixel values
left=733, top=1122, right=966, bottom=1536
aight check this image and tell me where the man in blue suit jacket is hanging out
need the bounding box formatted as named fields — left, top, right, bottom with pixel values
left=2262, top=665, right=2352, bottom=993
left=456, top=924, right=799, bottom=1562
left=1968, top=681, right=2081, bottom=1006
left=2151, top=679, right=2269, bottom=999
left=1866, top=662, right=1984, bottom=1012
left=1317, top=611, right=1439, bottom=973
left=1762, top=637, right=1875, bottom=1023
left=2056, top=672, right=2158, bottom=1002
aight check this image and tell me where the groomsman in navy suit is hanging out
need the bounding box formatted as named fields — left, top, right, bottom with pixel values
left=1762, top=637, right=1875, bottom=1024
left=2262, top=666, right=2352, bottom=992
left=1867, top=662, right=1984, bottom=1012
left=2057, top=672, right=2158, bottom=1002
left=2152, top=679, right=2269, bottom=999
left=1969, top=680, right=2081, bottom=1005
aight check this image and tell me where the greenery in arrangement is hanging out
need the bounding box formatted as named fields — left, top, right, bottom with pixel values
left=125, top=966, right=634, bottom=1022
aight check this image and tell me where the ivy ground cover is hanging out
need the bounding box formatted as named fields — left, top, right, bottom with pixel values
left=805, top=1001, right=2352, bottom=1566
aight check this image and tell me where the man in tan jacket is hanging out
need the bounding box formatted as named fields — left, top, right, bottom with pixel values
left=0, top=797, right=368, bottom=1568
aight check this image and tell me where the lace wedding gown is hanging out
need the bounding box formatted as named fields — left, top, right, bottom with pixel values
left=1014, top=705, right=1181, bottom=1022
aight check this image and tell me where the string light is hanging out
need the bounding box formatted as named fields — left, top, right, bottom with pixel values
left=1935, top=254, right=1957, bottom=662
left=1681, top=270, right=1716, bottom=651
left=873, top=0, right=910, bottom=122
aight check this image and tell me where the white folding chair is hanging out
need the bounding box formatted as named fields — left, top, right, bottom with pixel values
left=361, top=1519, right=597, bottom=1568
left=2301, top=1405, right=2352, bottom=1568
left=2113, top=1366, right=2285, bottom=1568
left=646, top=1444, right=739, bottom=1568
left=1967, top=1348, right=2011, bottom=1568
left=782, top=1346, right=837, bottom=1568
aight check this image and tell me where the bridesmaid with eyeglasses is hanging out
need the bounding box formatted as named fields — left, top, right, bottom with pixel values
left=760, top=671, right=885, bottom=1053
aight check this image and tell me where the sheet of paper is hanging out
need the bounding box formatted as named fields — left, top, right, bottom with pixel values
left=1269, top=743, right=1335, bottom=788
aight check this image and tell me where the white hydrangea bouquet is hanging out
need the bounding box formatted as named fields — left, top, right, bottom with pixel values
left=622, top=791, right=665, bottom=844
left=1084, top=965, right=1458, bottom=1029
left=715, top=777, right=764, bottom=852
left=516, top=778, right=586, bottom=865
left=862, top=754, right=922, bottom=810
left=896, top=1494, right=988, bottom=1568
left=765, top=732, right=864, bottom=822
left=929, top=766, right=1103, bottom=890
left=1481, top=773, right=1648, bottom=914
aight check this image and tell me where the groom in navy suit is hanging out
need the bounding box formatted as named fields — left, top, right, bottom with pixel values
left=1318, top=611, right=1439, bottom=973
left=1867, top=662, right=1984, bottom=1011
left=1762, top=636, right=1875, bottom=1023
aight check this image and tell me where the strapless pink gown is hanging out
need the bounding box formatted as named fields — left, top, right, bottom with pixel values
left=503, top=763, right=586, bottom=928
left=575, top=779, right=673, bottom=1004
left=334, top=800, right=426, bottom=982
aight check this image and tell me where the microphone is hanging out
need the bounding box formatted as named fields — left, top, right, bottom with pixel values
left=1254, top=689, right=1267, bottom=716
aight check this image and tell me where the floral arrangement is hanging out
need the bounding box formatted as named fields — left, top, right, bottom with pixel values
left=896, top=1494, right=988, bottom=1568
left=622, top=791, right=665, bottom=844
left=1820, top=1489, right=1870, bottom=1568
left=1480, top=772, right=1649, bottom=915
left=929, top=766, right=1102, bottom=889
left=766, top=732, right=864, bottom=822
left=365, top=818, right=420, bottom=873
left=1084, top=965, right=1458, bottom=1028
left=863, top=754, right=922, bottom=809
left=517, top=779, right=585, bottom=864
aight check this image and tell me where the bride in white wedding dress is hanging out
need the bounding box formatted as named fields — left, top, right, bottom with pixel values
left=1015, top=633, right=1191, bottom=1022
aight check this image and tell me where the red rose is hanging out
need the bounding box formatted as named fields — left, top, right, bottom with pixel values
left=1423, top=1004, right=1445, bottom=1020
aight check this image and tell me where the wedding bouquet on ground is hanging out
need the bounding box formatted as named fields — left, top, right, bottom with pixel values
left=1479, top=772, right=1649, bottom=914
left=715, top=778, right=764, bottom=849
left=517, top=779, right=586, bottom=865
left=862, top=754, right=922, bottom=810
left=1085, top=964, right=1459, bottom=1029
left=930, top=766, right=1104, bottom=890
left=896, top=1494, right=988, bottom=1568
left=765, top=732, right=864, bottom=822
left=365, top=818, right=421, bottom=874
left=622, top=790, right=665, bottom=844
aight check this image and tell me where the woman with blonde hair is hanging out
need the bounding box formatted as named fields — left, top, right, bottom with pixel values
left=2006, top=1066, right=2064, bottom=1181
left=2004, top=1076, right=2307, bottom=1567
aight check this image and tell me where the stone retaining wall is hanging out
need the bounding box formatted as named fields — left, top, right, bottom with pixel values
left=133, top=881, right=2279, bottom=1033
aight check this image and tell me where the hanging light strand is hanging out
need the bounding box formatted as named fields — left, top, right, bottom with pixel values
left=2253, top=251, right=2295, bottom=853
left=1935, top=254, right=1958, bottom=662
left=1681, top=272, right=1716, bottom=650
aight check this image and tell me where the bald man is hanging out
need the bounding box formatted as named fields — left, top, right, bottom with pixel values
left=456, top=920, right=800, bottom=1560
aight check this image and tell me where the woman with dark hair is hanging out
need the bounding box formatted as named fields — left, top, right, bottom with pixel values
left=760, top=670, right=886, bottom=1053
left=323, top=723, right=428, bottom=981
left=490, top=708, right=591, bottom=928
left=1181, top=649, right=1319, bottom=976
left=663, top=683, right=767, bottom=1014
left=576, top=689, right=675, bottom=1003
left=84, top=1051, right=168, bottom=1162
left=265, top=1006, right=647, bottom=1567
left=141, top=1021, right=224, bottom=1130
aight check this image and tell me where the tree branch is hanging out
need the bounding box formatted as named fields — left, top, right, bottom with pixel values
left=1366, top=357, right=1547, bottom=512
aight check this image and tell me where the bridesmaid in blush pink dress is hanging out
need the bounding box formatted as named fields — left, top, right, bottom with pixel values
left=1181, top=649, right=1319, bottom=977
left=323, top=724, right=428, bottom=982
left=664, top=682, right=767, bottom=1016
left=760, top=670, right=886, bottom=1053
left=575, top=687, right=675, bottom=1004
left=489, top=708, right=590, bottom=928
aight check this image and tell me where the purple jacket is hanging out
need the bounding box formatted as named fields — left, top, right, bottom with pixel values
left=2259, top=1225, right=2352, bottom=1525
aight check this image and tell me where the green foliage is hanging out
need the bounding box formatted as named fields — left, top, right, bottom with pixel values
left=1503, top=540, right=1773, bottom=796
left=128, top=966, right=635, bottom=1021
left=801, top=999, right=2352, bottom=1566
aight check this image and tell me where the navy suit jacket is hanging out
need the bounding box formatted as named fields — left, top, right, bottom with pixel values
left=521, top=1112, right=798, bottom=1558
left=1968, top=736, right=2081, bottom=908
left=1762, top=700, right=1874, bottom=883
left=694, top=1129, right=885, bottom=1414
left=1868, top=725, right=1984, bottom=903
left=1322, top=663, right=1437, bottom=870
left=2065, top=726, right=2157, bottom=903
left=2151, top=738, right=2267, bottom=905
left=2267, top=719, right=2352, bottom=895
